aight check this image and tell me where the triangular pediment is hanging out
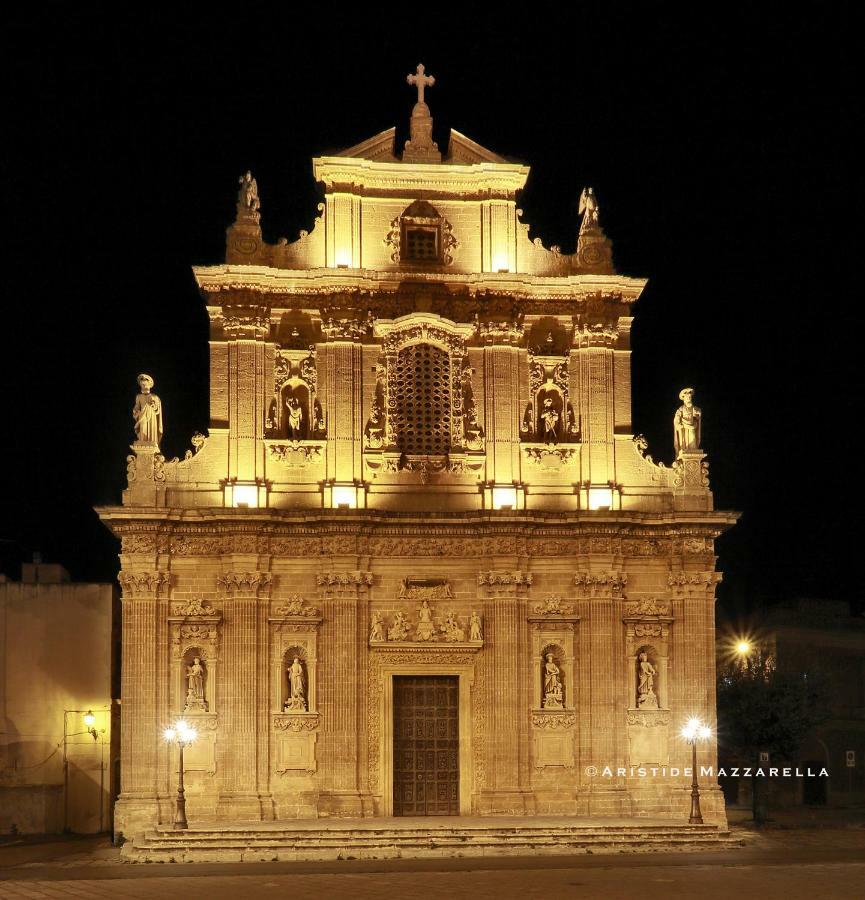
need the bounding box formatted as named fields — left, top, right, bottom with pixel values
left=334, top=128, right=398, bottom=162
left=444, top=129, right=508, bottom=165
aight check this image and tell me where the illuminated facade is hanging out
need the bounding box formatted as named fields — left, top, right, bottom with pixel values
left=99, top=68, right=736, bottom=839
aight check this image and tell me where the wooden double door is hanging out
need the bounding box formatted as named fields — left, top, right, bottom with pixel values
left=393, top=676, right=459, bottom=816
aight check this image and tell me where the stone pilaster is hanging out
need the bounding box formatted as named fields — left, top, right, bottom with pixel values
left=482, top=343, right=522, bottom=487
left=322, top=330, right=364, bottom=490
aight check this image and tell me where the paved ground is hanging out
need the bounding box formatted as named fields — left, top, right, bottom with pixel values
left=0, top=812, right=863, bottom=900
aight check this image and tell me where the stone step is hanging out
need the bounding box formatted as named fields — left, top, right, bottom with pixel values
left=123, top=825, right=740, bottom=862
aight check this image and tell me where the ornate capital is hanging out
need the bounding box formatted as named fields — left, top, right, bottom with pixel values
left=118, top=570, right=170, bottom=599
left=477, top=319, right=524, bottom=345
left=218, top=571, right=273, bottom=598
left=573, top=571, right=627, bottom=599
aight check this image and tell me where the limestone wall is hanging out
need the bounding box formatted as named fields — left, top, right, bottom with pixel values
left=0, top=577, right=115, bottom=834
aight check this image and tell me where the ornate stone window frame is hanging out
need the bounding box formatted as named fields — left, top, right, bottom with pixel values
left=372, top=313, right=476, bottom=459
left=384, top=199, right=458, bottom=267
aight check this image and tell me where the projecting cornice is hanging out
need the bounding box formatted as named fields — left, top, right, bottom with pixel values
left=312, top=156, right=530, bottom=198
left=192, top=264, right=647, bottom=304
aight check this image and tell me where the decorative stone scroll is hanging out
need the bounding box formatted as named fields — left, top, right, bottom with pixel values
left=623, top=597, right=672, bottom=619
left=117, top=570, right=170, bottom=598
left=267, top=441, right=324, bottom=468
left=273, top=595, right=320, bottom=618
left=531, top=596, right=574, bottom=618
left=532, top=712, right=576, bottom=729
left=627, top=710, right=671, bottom=728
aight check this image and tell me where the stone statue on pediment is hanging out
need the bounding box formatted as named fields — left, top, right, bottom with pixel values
left=237, top=171, right=260, bottom=218
left=578, top=187, right=600, bottom=233
left=132, top=374, right=163, bottom=448
left=674, top=387, right=702, bottom=455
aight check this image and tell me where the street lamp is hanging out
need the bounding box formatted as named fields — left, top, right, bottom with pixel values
left=681, top=717, right=712, bottom=824
left=163, top=719, right=197, bottom=829
left=735, top=640, right=751, bottom=656
left=83, top=710, right=98, bottom=741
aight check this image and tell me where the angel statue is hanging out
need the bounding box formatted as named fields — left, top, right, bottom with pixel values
left=237, top=171, right=260, bottom=216
left=578, top=186, right=600, bottom=233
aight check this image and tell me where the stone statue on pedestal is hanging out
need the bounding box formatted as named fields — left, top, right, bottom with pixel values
left=542, top=653, right=564, bottom=709
left=132, top=374, right=163, bottom=448
left=578, top=186, right=600, bottom=232
left=415, top=600, right=436, bottom=641
left=469, top=611, right=482, bottom=642
left=185, top=657, right=206, bottom=711
left=637, top=652, right=659, bottom=709
left=284, top=656, right=306, bottom=711
left=370, top=612, right=385, bottom=643
left=674, top=387, right=702, bottom=455
left=237, top=171, right=260, bottom=219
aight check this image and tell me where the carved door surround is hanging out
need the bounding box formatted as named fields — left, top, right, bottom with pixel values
left=373, top=651, right=476, bottom=816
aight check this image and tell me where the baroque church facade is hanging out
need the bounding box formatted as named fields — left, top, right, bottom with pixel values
left=99, top=67, right=736, bottom=839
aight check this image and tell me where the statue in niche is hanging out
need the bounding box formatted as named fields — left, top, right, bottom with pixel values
left=469, top=611, right=483, bottom=642
left=285, top=397, right=304, bottom=440
left=464, top=404, right=485, bottom=451
left=440, top=611, right=465, bottom=643
left=673, top=387, right=702, bottom=455
left=415, top=600, right=436, bottom=641
left=637, top=652, right=659, bottom=709
left=132, top=374, right=163, bottom=448
left=364, top=399, right=385, bottom=449
left=237, top=171, right=260, bottom=216
left=521, top=403, right=535, bottom=436
left=313, top=398, right=326, bottom=438
left=388, top=611, right=411, bottom=642
left=566, top=403, right=578, bottom=436
left=184, top=657, right=207, bottom=712
left=370, top=612, right=385, bottom=642
left=542, top=652, right=564, bottom=709
left=284, top=656, right=307, bottom=712
left=540, top=397, right=560, bottom=445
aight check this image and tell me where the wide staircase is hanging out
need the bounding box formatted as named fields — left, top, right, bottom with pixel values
left=122, top=816, right=742, bottom=863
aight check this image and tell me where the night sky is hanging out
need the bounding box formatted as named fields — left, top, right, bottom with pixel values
left=1, top=10, right=858, bottom=618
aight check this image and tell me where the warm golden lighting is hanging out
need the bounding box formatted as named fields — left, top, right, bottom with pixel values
left=587, top=487, right=614, bottom=510
left=163, top=727, right=177, bottom=743
left=331, top=485, right=357, bottom=508
left=335, top=248, right=352, bottom=268
left=164, top=720, right=197, bottom=745
left=492, top=487, right=517, bottom=510
left=83, top=711, right=96, bottom=729
left=735, top=640, right=751, bottom=655
left=681, top=717, right=711, bottom=742
left=232, top=483, right=258, bottom=508
left=492, top=252, right=509, bottom=273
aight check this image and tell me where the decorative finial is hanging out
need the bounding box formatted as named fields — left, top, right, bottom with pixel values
left=404, top=63, right=441, bottom=163
left=407, top=63, right=435, bottom=106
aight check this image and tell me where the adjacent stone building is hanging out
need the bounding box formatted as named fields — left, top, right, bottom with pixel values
left=0, top=559, right=116, bottom=834
left=98, top=68, right=737, bottom=840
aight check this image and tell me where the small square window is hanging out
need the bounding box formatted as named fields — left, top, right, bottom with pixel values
left=404, top=227, right=439, bottom=261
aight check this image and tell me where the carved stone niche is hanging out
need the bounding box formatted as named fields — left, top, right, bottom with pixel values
left=528, top=603, right=579, bottom=768
left=169, top=598, right=221, bottom=773
left=270, top=597, right=321, bottom=776
left=266, top=348, right=326, bottom=441
left=623, top=598, right=673, bottom=768
left=522, top=351, right=577, bottom=446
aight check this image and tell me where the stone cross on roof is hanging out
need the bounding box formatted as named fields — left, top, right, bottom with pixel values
left=407, top=63, right=435, bottom=106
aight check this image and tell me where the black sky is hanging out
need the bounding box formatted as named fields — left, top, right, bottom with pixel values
left=1, top=9, right=860, bottom=616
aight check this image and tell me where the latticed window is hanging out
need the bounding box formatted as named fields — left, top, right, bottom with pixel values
left=392, top=343, right=451, bottom=454
left=404, top=226, right=439, bottom=261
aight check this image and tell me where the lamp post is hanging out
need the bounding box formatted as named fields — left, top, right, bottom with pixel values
left=163, top=720, right=197, bottom=829
left=681, top=717, right=712, bottom=824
